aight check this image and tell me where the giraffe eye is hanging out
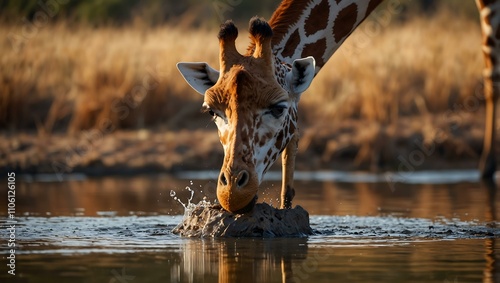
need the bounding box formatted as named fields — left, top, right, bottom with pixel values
left=207, top=109, right=222, bottom=122
left=267, top=104, right=287, bottom=118
left=202, top=104, right=220, bottom=119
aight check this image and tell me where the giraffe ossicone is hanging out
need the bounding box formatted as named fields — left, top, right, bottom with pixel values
left=177, top=17, right=315, bottom=213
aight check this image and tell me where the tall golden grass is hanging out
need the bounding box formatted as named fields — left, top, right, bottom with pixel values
left=0, top=9, right=484, bottom=135
left=304, top=10, right=483, bottom=125
left=0, top=23, right=218, bottom=133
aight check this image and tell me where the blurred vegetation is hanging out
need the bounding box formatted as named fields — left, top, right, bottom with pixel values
left=0, top=0, right=493, bottom=172
left=0, top=0, right=276, bottom=27
left=0, top=0, right=479, bottom=27
left=0, top=0, right=484, bottom=133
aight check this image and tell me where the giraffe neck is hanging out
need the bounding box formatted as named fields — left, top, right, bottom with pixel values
left=476, top=0, right=500, bottom=81
left=269, top=0, right=383, bottom=75
left=254, top=103, right=298, bottom=182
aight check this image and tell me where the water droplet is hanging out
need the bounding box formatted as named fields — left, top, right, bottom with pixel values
left=170, top=190, right=176, bottom=197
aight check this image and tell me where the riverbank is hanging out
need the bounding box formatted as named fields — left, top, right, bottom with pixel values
left=2, top=10, right=498, bottom=177
left=2, top=112, right=497, bottom=177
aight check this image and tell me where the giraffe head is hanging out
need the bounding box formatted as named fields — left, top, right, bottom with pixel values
left=177, top=17, right=315, bottom=213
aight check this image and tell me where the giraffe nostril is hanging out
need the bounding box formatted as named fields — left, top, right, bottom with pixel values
left=220, top=172, right=228, bottom=186
left=237, top=170, right=249, bottom=188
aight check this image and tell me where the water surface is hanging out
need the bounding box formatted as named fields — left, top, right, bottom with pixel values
left=1, top=170, right=499, bottom=282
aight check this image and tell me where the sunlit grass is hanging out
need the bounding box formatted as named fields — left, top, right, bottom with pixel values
left=0, top=9, right=484, bottom=135
left=303, top=10, right=483, bottom=125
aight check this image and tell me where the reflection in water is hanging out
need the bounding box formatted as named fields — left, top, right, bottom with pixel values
left=483, top=180, right=499, bottom=283
left=3, top=174, right=218, bottom=216
left=10, top=237, right=496, bottom=283
left=1, top=172, right=499, bottom=283
left=3, top=173, right=500, bottom=222
left=485, top=238, right=498, bottom=283
left=175, top=238, right=307, bottom=283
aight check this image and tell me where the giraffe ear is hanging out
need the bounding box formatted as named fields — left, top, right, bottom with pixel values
left=286, top=56, right=316, bottom=95
left=177, top=62, right=220, bottom=95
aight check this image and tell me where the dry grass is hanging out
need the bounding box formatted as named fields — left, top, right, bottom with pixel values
left=303, top=10, right=483, bottom=126
left=0, top=24, right=220, bottom=133
left=0, top=10, right=485, bottom=135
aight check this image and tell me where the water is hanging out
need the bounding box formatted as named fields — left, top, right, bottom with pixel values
left=1, top=170, right=499, bottom=282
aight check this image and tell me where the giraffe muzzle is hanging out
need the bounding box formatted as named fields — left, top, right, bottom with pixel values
left=217, top=168, right=259, bottom=213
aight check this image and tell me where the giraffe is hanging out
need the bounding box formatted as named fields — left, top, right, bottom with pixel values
left=476, top=0, right=500, bottom=179
left=177, top=0, right=499, bottom=213
left=178, top=17, right=315, bottom=213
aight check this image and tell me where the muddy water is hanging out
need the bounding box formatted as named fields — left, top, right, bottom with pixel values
left=0, top=170, right=499, bottom=282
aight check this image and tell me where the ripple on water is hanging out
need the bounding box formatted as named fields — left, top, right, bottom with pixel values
left=171, top=200, right=498, bottom=239
left=11, top=211, right=498, bottom=255
left=310, top=215, right=498, bottom=241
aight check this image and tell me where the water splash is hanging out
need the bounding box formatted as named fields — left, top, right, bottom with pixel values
left=185, top=186, right=194, bottom=204
left=169, top=190, right=187, bottom=209
left=172, top=202, right=313, bottom=237
left=170, top=183, right=213, bottom=212
left=170, top=181, right=312, bottom=238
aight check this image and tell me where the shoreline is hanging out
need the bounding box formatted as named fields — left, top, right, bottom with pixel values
left=2, top=114, right=498, bottom=178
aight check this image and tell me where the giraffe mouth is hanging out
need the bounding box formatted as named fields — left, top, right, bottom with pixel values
left=232, top=195, right=258, bottom=214
left=217, top=183, right=259, bottom=214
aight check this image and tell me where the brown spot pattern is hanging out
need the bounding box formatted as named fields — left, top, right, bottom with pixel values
left=269, top=0, right=310, bottom=47
left=304, top=0, right=330, bottom=36
left=332, top=3, right=358, bottom=43
left=302, top=37, right=327, bottom=67
left=487, top=35, right=495, bottom=48
left=483, top=0, right=496, bottom=7
left=282, top=29, right=301, bottom=58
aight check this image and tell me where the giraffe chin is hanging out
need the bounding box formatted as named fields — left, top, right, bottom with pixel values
left=232, top=195, right=258, bottom=214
